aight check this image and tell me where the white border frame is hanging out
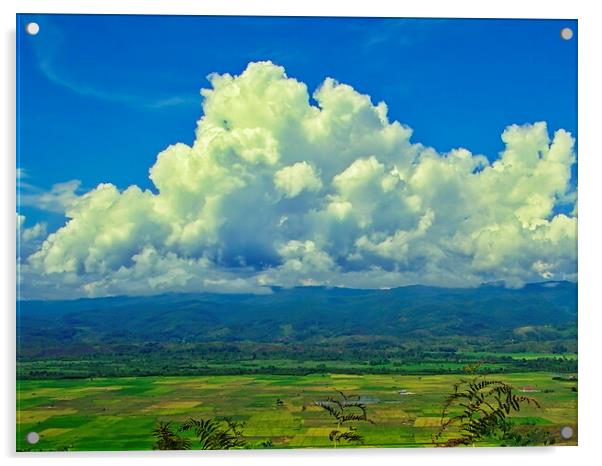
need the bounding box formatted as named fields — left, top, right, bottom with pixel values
left=3, top=1, right=601, bottom=465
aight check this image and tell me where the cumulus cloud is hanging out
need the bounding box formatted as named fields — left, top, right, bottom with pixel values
left=274, top=162, right=322, bottom=198
left=17, top=214, right=48, bottom=259
left=19, top=61, right=577, bottom=299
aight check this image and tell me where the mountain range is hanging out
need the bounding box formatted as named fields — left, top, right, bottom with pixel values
left=17, top=281, right=577, bottom=349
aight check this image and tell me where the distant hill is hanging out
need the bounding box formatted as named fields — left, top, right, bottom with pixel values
left=18, top=281, right=577, bottom=350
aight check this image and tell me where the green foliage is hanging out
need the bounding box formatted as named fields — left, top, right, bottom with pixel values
left=329, top=429, right=363, bottom=445
left=152, top=417, right=246, bottom=450
left=257, top=439, right=273, bottom=448
left=312, top=389, right=374, bottom=447
left=490, top=419, right=556, bottom=446
left=180, top=417, right=246, bottom=450
left=433, top=377, right=541, bottom=447
left=152, top=421, right=191, bottom=450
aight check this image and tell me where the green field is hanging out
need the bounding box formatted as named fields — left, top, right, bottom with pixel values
left=17, top=372, right=577, bottom=451
left=463, top=352, right=578, bottom=361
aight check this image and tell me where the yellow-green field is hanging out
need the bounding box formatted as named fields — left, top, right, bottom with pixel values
left=17, top=372, right=577, bottom=451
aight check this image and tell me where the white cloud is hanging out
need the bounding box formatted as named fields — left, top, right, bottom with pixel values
left=19, top=179, right=81, bottom=214
left=19, top=61, right=577, bottom=299
left=17, top=214, right=48, bottom=260
left=274, top=162, right=322, bottom=198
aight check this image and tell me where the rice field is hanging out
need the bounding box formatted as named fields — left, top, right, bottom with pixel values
left=16, top=372, right=578, bottom=451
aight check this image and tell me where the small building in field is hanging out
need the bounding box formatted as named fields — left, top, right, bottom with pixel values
left=519, top=385, right=540, bottom=393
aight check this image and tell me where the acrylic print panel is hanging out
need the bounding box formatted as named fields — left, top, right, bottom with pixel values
left=16, top=14, right=578, bottom=451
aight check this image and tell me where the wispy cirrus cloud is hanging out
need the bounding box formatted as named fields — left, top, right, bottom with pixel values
left=18, top=173, right=81, bottom=214
left=345, top=18, right=447, bottom=51
left=31, top=19, right=197, bottom=110
left=17, top=167, right=28, bottom=180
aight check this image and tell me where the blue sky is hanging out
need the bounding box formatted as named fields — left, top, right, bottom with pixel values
left=18, top=15, right=577, bottom=228
left=16, top=15, right=578, bottom=298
